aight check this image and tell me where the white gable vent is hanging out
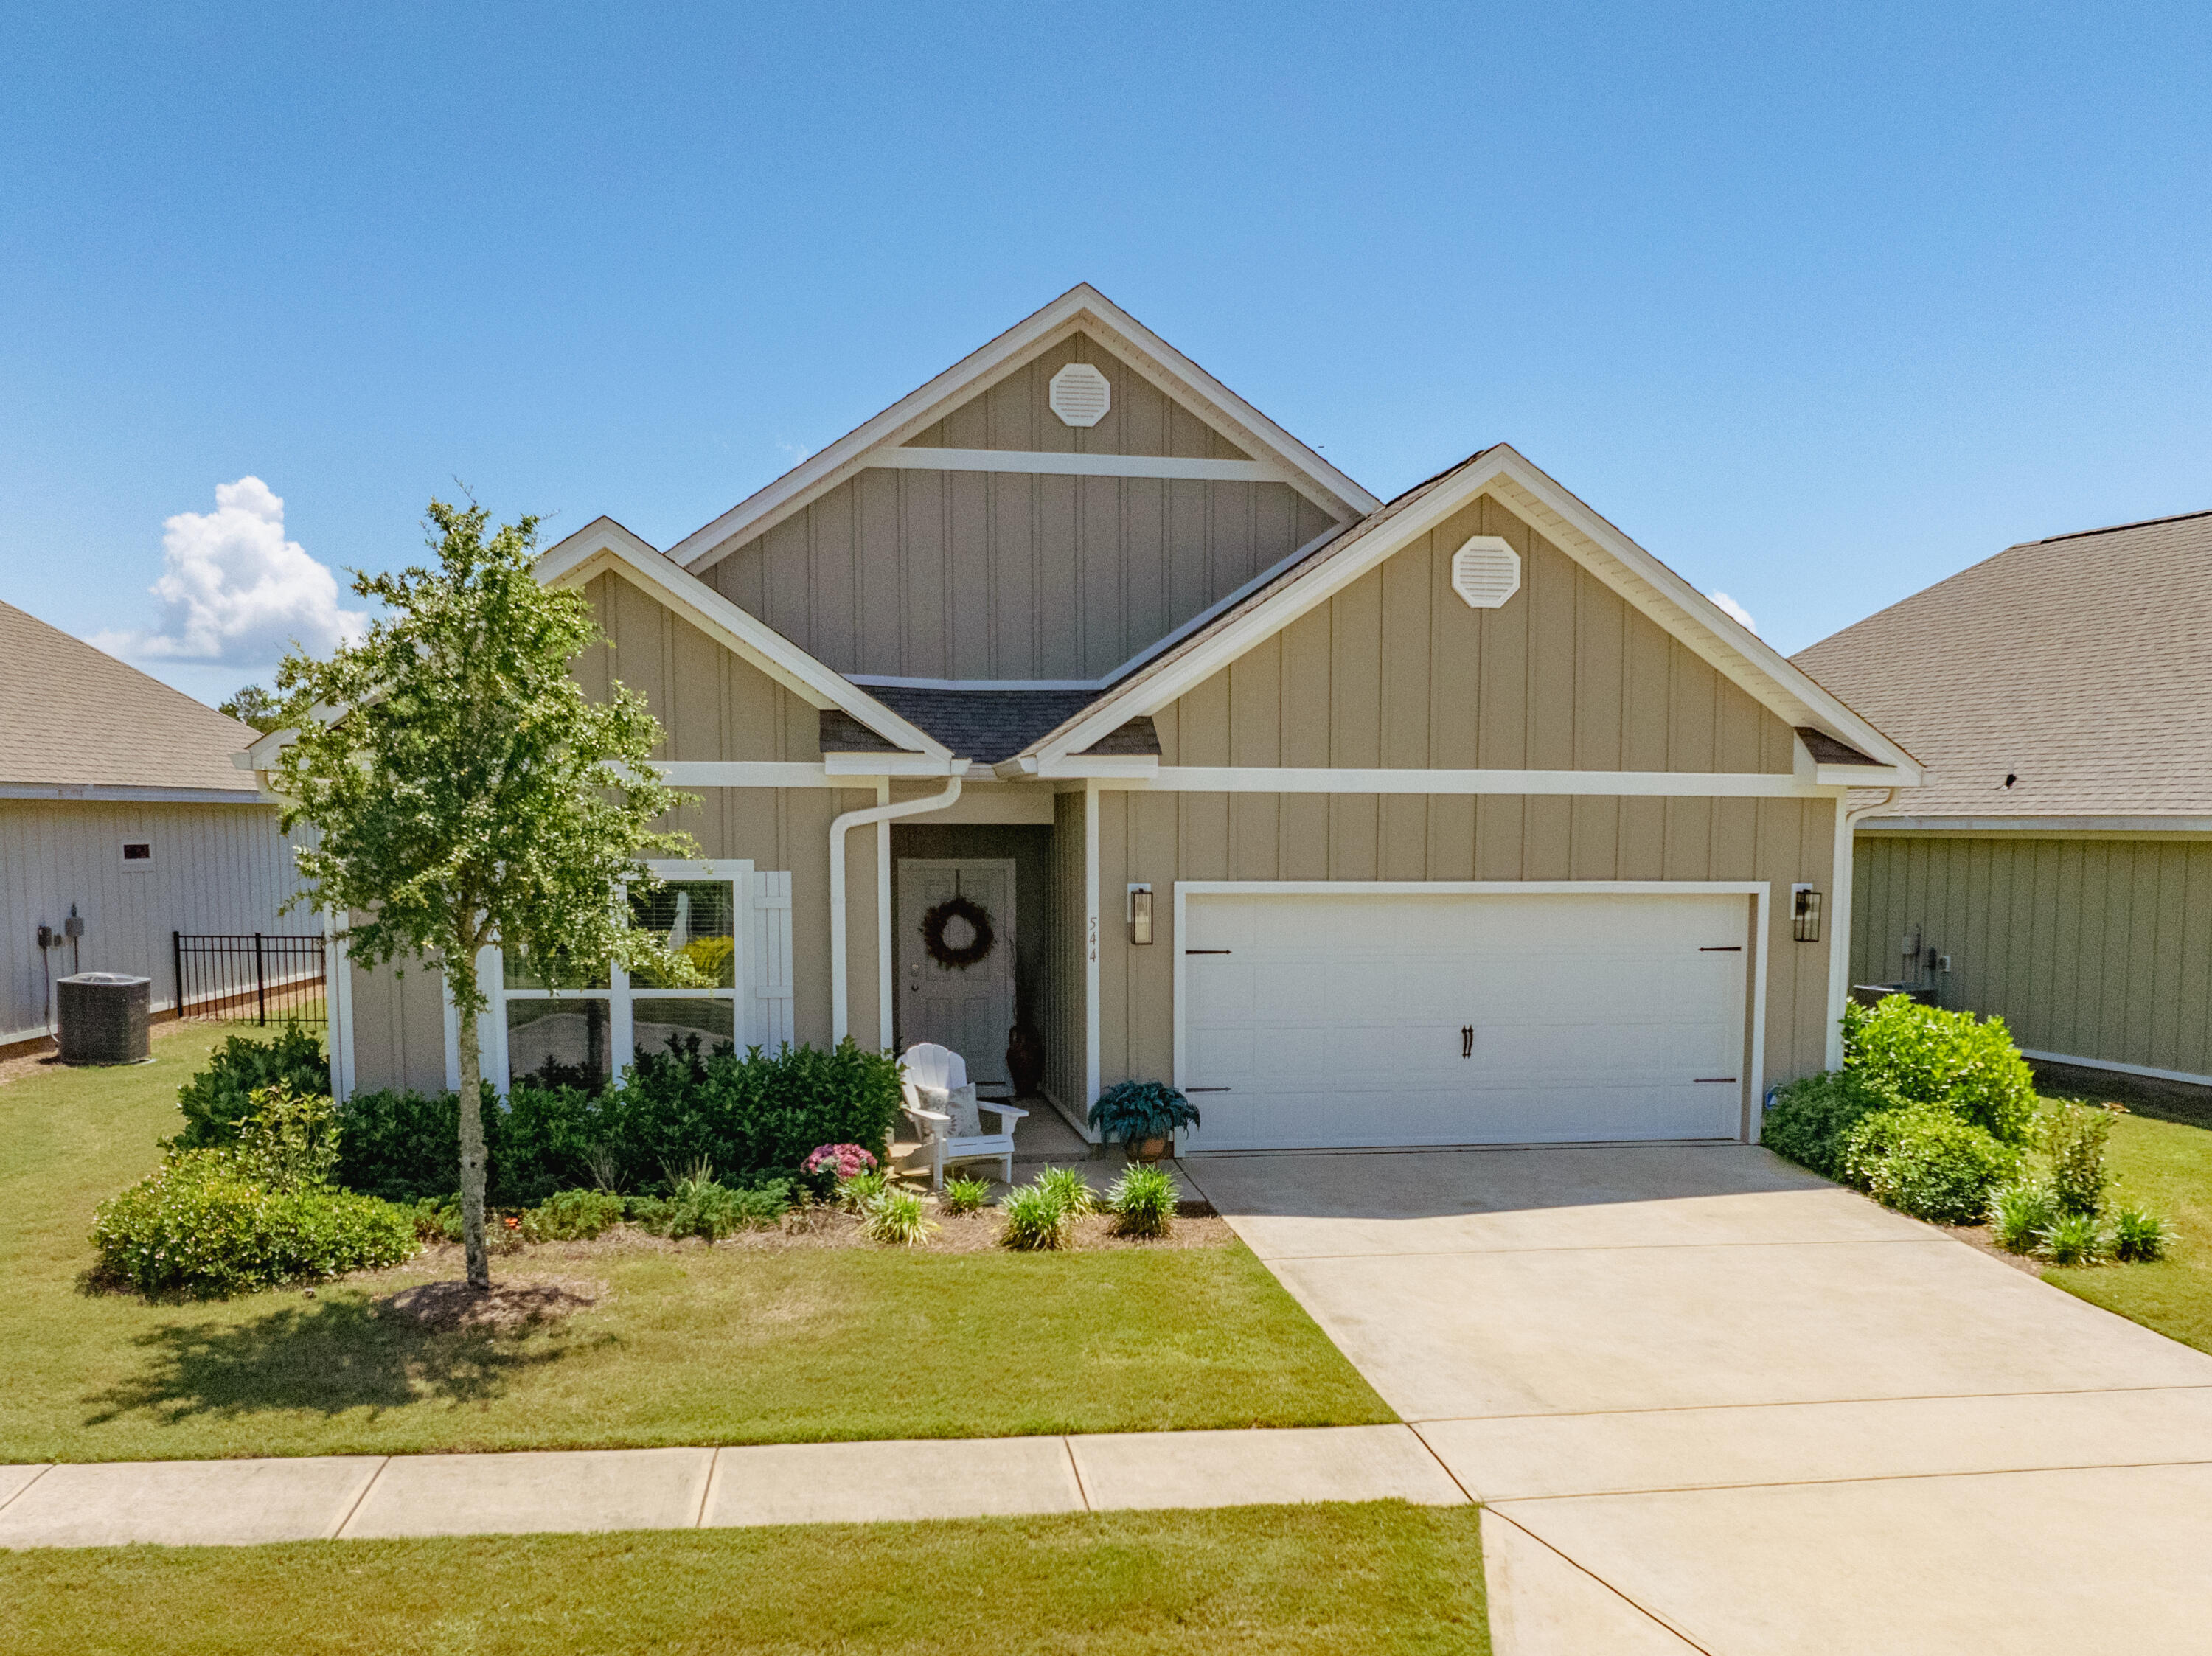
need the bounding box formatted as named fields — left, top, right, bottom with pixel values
left=1048, top=362, right=1112, bottom=428
left=1450, top=535, right=1522, bottom=609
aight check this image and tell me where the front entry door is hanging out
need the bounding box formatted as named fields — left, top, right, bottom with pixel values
left=897, top=859, right=1017, bottom=1088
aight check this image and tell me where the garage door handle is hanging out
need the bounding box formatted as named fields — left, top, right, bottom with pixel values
left=1694, top=1076, right=1739, bottom=1084
left=1461, top=1026, right=1473, bottom=1059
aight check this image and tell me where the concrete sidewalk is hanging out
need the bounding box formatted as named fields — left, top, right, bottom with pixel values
left=0, top=1424, right=1465, bottom=1550
left=1185, top=1144, right=2212, bottom=1656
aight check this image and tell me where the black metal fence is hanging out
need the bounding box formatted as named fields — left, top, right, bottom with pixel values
left=173, top=932, right=328, bottom=1026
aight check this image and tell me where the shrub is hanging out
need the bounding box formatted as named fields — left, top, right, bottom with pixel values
left=1989, top=1180, right=2061, bottom=1254
left=2041, top=1211, right=2107, bottom=1266
left=2111, top=1206, right=2173, bottom=1264
left=998, top=1185, right=1073, bottom=1251
left=520, top=1188, right=627, bottom=1242
left=939, top=1176, right=992, bottom=1217
left=1087, top=1079, right=1200, bottom=1146
left=1761, top=1070, right=1888, bottom=1179
left=94, top=1087, right=417, bottom=1301
left=605, top=1038, right=904, bottom=1190
left=1031, top=1166, right=1096, bottom=1217
left=1106, top=1164, right=1178, bottom=1239
left=170, top=1025, right=330, bottom=1149
left=1842, top=1107, right=2021, bottom=1225
left=2042, top=1103, right=2117, bottom=1216
left=804, top=1143, right=879, bottom=1182
left=860, top=1187, right=936, bottom=1246
left=633, top=1171, right=790, bottom=1242
left=1842, top=996, right=2038, bottom=1144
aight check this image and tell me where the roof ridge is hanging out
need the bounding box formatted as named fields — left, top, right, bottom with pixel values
left=2034, top=507, right=2212, bottom=544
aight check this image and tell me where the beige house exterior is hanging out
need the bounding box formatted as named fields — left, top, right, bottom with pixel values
left=1795, top=509, right=2212, bottom=1093
left=317, top=285, right=1920, bottom=1149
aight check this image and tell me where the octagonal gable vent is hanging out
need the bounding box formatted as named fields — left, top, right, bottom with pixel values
left=1450, top=535, right=1522, bottom=609
left=1048, top=362, right=1112, bottom=428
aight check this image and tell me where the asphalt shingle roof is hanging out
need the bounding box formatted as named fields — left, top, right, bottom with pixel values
left=1791, top=509, right=2212, bottom=819
left=0, top=600, right=261, bottom=794
left=826, top=689, right=1161, bottom=764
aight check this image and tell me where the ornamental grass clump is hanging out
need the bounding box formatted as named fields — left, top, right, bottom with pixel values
left=860, top=1187, right=937, bottom=1246
left=1031, top=1166, right=1097, bottom=1217
left=939, top=1176, right=992, bottom=1217
left=2040, top=1211, right=2108, bottom=1267
left=836, top=1170, right=888, bottom=1214
left=1989, top=1180, right=2061, bottom=1254
left=2110, top=1205, right=2174, bottom=1264
left=1106, top=1164, right=1179, bottom=1239
left=998, top=1184, right=1074, bottom=1251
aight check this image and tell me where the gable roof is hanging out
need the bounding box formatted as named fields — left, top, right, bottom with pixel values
left=666, top=284, right=1380, bottom=574
left=535, top=518, right=953, bottom=764
left=1001, top=445, right=1922, bottom=780
left=1792, top=508, right=2212, bottom=821
left=0, top=599, right=263, bottom=799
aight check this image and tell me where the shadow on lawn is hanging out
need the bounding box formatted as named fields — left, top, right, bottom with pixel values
left=84, top=1294, right=611, bottom=1427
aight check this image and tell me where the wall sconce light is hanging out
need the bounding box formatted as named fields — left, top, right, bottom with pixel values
left=1127, top=883, right=1154, bottom=945
left=1791, top=884, right=1822, bottom=943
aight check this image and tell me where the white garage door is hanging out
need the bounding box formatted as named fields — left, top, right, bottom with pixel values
left=1179, top=889, right=1752, bottom=1151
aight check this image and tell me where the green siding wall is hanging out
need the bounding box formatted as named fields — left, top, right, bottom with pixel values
left=1852, top=835, right=2212, bottom=1079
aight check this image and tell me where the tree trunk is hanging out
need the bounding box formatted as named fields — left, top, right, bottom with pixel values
left=456, top=995, right=490, bottom=1291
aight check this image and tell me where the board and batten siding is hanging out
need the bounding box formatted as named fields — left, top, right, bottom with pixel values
left=702, top=333, right=1340, bottom=683
left=1, top=799, right=307, bottom=1047
left=344, top=567, right=885, bottom=1094
left=1073, top=490, right=1838, bottom=1104
left=1853, top=835, right=2212, bottom=1082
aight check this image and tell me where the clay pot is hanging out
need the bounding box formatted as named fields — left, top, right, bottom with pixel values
left=1005, top=1021, right=1045, bottom=1099
left=1130, top=1135, right=1171, bottom=1163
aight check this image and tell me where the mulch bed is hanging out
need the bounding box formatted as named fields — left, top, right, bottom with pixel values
left=1939, top=1222, right=2046, bottom=1277
left=375, top=1275, right=607, bottom=1331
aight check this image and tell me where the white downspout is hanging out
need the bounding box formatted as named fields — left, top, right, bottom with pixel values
left=1826, top=787, right=1900, bottom=1070
left=830, top=773, right=963, bottom=1046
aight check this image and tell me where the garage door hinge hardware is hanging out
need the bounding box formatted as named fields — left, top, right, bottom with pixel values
left=1694, top=1076, right=1739, bottom=1084
left=1183, top=948, right=1233, bottom=955
left=1697, top=946, right=1742, bottom=953
left=1185, top=1086, right=1231, bottom=1092
left=1461, top=1026, right=1474, bottom=1059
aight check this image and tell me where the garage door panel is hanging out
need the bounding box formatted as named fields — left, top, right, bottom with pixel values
left=1180, top=889, right=1754, bottom=1152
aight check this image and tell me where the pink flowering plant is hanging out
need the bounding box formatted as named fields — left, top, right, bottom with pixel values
left=804, top=1144, right=879, bottom=1181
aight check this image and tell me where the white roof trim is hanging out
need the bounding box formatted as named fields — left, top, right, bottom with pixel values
left=667, top=284, right=1379, bottom=572
left=536, top=518, right=952, bottom=761
left=1025, top=447, right=1923, bottom=779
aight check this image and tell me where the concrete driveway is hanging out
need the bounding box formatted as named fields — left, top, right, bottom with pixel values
left=1183, top=1144, right=2212, bottom=1655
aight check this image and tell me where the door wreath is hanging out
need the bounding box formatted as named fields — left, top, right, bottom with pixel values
left=919, top=894, right=995, bottom=970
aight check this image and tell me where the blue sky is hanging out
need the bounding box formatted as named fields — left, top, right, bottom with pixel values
left=4, top=1, right=2208, bottom=706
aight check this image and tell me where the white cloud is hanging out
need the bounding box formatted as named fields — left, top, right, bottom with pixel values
left=96, top=477, right=367, bottom=668
left=1708, top=590, right=1758, bottom=634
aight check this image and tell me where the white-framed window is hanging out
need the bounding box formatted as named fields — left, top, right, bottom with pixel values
left=482, top=859, right=754, bottom=1095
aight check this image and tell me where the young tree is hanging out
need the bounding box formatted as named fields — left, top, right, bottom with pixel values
left=272, top=499, right=697, bottom=1289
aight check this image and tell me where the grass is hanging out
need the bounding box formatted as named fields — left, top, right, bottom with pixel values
left=0, top=1025, right=1391, bottom=1463
left=6, top=1501, right=1489, bottom=1655
left=2041, top=1107, right=2212, bottom=1354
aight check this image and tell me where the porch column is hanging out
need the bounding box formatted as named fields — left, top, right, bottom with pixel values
left=1085, top=779, right=1100, bottom=1106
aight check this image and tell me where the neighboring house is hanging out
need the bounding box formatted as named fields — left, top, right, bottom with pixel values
left=1795, top=508, right=2212, bottom=1094
left=288, top=285, right=1920, bottom=1149
left=0, top=600, right=307, bottom=1057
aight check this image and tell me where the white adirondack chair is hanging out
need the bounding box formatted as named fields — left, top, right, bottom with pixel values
left=899, top=1042, right=1027, bottom=1189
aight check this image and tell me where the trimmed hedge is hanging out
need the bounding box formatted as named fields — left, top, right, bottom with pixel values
left=1760, top=1071, right=1888, bottom=1180
left=1841, top=1107, right=2023, bottom=1225
left=333, top=1038, right=902, bottom=1205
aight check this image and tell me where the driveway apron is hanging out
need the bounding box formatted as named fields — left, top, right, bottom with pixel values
left=1183, top=1143, right=2212, bottom=1655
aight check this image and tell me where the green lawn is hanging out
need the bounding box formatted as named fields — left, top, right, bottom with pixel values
left=1, top=1502, right=1489, bottom=1655
left=2042, top=1108, right=2212, bottom=1355
left=1, top=1026, right=1390, bottom=1463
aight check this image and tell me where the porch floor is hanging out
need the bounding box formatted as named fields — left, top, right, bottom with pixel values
left=888, top=1097, right=1197, bottom=1201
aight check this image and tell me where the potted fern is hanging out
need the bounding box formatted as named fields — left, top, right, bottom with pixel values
left=1087, top=1080, right=1200, bottom=1163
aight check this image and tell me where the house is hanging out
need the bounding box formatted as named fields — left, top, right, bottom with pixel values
left=305, top=285, right=1921, bottom=1150
left=1794, top=508, right=2212, bottom=1097
left=0, top=599, right=308, bottom=1057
